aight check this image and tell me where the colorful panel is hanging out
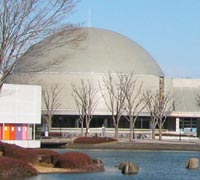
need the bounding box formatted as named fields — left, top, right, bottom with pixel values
left=22, top=125, right=28, bottom=140
left=16, top=124, right=23, bottom=140
left=4, top=124, right=10, bottom=140
left=9, top=124, right=16, bottom=140
left=0, top=124, right=2, bottom=140
left=28, top=127, right=32, bottom=140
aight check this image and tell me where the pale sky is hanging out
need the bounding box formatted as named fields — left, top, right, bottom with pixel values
left=70, top=0, right=200, bottom=78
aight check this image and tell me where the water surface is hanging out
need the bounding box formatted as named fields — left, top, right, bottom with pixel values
left=3, top=149, right=200, bottom=180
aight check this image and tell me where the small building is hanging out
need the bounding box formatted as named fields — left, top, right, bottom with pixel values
left=0, top=83, right=41, bottom=148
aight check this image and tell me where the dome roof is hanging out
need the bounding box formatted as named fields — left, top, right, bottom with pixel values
left=14, top=27, right=164, bottom=76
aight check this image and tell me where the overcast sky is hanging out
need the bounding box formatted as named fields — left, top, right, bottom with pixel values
left=70, top=0, right=200, bottom=78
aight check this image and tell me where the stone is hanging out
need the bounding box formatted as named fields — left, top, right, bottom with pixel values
left=118, top=162, right=127, bottom=170
left=186, top=158, right=199, bottom=169
left=119, top=162, right=139, bottom=175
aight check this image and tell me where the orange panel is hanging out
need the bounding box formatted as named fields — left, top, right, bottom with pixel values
left=9, top=124, right=16, bottom=140
left=4, top=124, right=10, bottom=140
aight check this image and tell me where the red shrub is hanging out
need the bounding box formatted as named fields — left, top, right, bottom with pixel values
left=74, top=137, right=117, bottom=144
left=54, top=152, right=93, bottom=169
left=33, top=149, right=59, bottom=156
left=0, top=142, right=38, bottom=163
left=33, top=149, right=60, bottom=164
left=0, top=157, right=38, bottom=177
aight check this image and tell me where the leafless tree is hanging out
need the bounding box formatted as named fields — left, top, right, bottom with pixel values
left=72, top=80, right=99, bottom=137
left=100, top=73, right=128, bottom=139
left=142, top=90, right=158, bottom=139
left=143, top=90, right=173, bottom=140
left=42, top=84, right=62, bottom=131
left=0, top=0, right=83, bottom=87
left=123, top=74, right=146, bottom=141
left=157, top=91, right=173, bottom=140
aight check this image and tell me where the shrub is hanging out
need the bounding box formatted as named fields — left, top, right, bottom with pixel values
left=0, top=142, right=38, bottom=164
left=0, top=142, right=62, bottom=165
left=0, top=157, right=38, bottom=177
left=73, top=137, right=117, bottom=144
left=33, top=149, right=60, bottom=164
left=54, top=152, right=93, bottom=169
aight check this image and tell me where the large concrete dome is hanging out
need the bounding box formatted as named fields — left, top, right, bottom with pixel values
left=7, top=27, right=167, bottom=116
left=14, top=27, right=164, bottom=76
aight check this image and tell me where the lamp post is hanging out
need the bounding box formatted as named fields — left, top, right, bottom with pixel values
left=179, top=119, right=182, bottom=141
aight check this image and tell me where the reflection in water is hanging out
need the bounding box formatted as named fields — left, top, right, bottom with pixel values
left=2, top=150, right=200, bottom=180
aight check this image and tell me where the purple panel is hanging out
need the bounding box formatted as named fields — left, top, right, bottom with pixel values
left=16, top=124, right=22, bottom=140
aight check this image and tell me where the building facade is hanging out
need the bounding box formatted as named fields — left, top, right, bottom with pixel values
left=6, top=27, right=200, bottom=137
left=0, top=84, right=41, bottom=148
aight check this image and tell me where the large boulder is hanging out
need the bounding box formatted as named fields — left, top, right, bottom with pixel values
left=119, top=162, right=139, bottom=175
left=186, top=158, right=199, bottom=169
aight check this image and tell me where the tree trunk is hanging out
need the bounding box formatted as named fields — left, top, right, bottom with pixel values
left=85, top=122, right=90, bottom=137
left=151, top=120, right=157, bottom=140
left=114, top=125, right=119, bottom=139
left=48, top=115, right=52, bottom=129
left=85, top=127, right=89, bottom=137
left=129, top=120, right=134, bottom=141
left=158, top=127, right=162, bottom=141
left=81, top=120, right=84, bottom=136
left=113, top=117, right=119, bottom=139
left=152, top=127, right=156, bottom=140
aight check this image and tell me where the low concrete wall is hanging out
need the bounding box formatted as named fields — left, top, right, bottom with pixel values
left=2, top=140, right=41, bottom=148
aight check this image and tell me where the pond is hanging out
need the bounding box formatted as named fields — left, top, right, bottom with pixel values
left=3, top=149, right=200, bottom=180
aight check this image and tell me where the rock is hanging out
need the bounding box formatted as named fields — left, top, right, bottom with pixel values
left=119, top=162, right=139, bottom=175
left=91, top=159, right=104, bottom=172
left=118, top=162, right=127, bottom=170
left=186, top=158, right=199, bottom=169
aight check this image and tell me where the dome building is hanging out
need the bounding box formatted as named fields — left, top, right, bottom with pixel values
left=6, top=27, right=200, bottom=137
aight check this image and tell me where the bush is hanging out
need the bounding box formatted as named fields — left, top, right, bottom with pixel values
left=0, top=157, right=38, bottom=177
left=74, top=137, right=117, bottom=144
left=54, top=152, right=93, bottom=169
left=0, top=142, right=38, bottom=164
left=33, top=149, right=60, bottom=164
left=0, top=141, right=104, bottom=174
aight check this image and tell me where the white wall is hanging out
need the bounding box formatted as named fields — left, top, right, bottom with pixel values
left=2, top=140, right=41, bottom=148
left=0, top=84, right=41, bottom=124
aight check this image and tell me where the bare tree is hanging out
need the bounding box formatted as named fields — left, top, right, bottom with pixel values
left=142, top=90, right=158, bottom=140
left=0, top=0, right=83, bottom=87
left=72, top=80, right=99, bottom=137
left=124, top=74, right=146, bottom=141
left=143, top=90, right=173, bottom=140
left=100, top=73, right=127, bottom=139
left=157, top=91, right=173, bottom=140
left=42, top=84, right=62, bottom=132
